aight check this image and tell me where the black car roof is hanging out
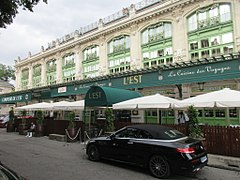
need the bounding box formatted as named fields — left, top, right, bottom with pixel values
left=126, top=124, right=185, bottom=140
left=127, top=124, right=173, bottom=131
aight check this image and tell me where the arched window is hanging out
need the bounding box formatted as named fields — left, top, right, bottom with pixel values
left=107, top=35, right=131, bottom=74
left=21, top=68, right=29, bottom=90
left=108, top=35, right=130, bottom=54
left=83, top=45, right=99, bottom=61
left=187, top=3, right=233, bottom=60
left=32, top=64, right=42, bottom=88
left=46, top=59, right=57, bottom=85
left=187, top=3, right=232, bottom=32
left=62, top=53, right=76, bottom=82
left=82, top=45, right=100, bottom=79
left=141, top=22, right=172, bottom=45
left=141, top=22, right=173, bottom=68
left=62, top=53, right=75, bottom=68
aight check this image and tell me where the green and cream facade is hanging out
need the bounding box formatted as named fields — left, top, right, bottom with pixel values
left=7, top=0, right=240, bottom=124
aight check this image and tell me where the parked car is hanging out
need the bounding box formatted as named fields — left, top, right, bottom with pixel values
left=86, top=124, right=208, bottom=179
left=0, top=114, right=7, bottom=119
left=0, top=115, right=9, bottom=128
left=0, top=161, right=26, bottom=180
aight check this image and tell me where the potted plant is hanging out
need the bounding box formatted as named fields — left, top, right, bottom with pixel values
left=66, top=111, right=77, bottom=142
left=187, top=106, right=204, bottom=139
left=35, top=110, right=45, bottom=136
left=105, top=108, right=114, bottom=133
left=7, top=107, right=15, bottom=132
left=19, top=110, right=28, bottom=135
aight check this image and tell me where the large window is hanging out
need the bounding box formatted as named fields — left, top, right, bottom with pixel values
left=32, top=64, right=42, bottom=88
left=141, top=22, right=173, bottom=67
left=189, top=32, right=234, bottom=60
left=108, top=56, right=131, bottom=74
left=220, top=4, right=231, bottom=22
left=82, top=45, right=100, bottom=78
left=188, top=3, right=233, bottom=60
left=108, top=35, right=131, bottom=74
left=46, top=59, right=57, bottom=85
left=62, top=53, right=75, bottom=68
left=187, top=3, right=232, bottom=32
left=83, top=63, right=99, bottom=78
left=141, top=22, right=172, bottom=44
left=21, top=69, right=29, bottom=90
left=83, top=45, right=99, bottom=61
left=62, top=53, right=76, bottom=82
left=108, top=35, right=130, bottom=54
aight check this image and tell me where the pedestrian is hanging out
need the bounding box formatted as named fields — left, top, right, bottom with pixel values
left=26, top=122, right=36, bottom=137
left=177, top=111, right=189, bottom=124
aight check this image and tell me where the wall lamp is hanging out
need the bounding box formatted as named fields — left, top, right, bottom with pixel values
left=198, top=82, right=205, bottom=91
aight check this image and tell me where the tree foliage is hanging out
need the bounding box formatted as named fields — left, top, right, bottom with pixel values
left=68, top=111, right=76, bottom=129
left=187, top=106, right=204, bottom=138
left=0, top=63, right=15, bottom=81
left=105, top=108, right=114, bottom=132
left=0, top=0, right=47, bottom=28
left=36, top=110, right=44, bottom=125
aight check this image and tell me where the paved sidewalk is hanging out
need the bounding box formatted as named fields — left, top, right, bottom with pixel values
left=1, top=128, right=240, bottom=173
left=207, top=154, right=240, bottom=172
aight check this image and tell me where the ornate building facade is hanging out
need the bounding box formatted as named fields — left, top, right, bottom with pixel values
left=0, top=0, right=239, bottom=105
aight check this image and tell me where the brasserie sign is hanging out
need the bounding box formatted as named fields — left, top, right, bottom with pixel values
left=167, top=65, right=231, bottom=78
left=0, top=93, right=31, bottom=104
left=114, top=59, right=240, bottom=88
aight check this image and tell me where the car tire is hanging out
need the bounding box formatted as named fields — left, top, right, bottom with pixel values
left=87, top=144, right=100, bottom=161
left=149, top=155, right=170, bottom=179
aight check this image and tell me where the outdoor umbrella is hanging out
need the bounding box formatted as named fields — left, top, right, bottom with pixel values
left=16, top=102, right=53, bottom=110
left=52, top=100, right=85, bottom=110
left=113, top=93, right=180, bottom=124
left=179, top=88, right=240, bottom=108
left=51, top=101, right=72, bottom=110
left=113, top=93, right=180, bottom=109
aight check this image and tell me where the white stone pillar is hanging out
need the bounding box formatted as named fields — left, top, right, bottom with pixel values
left=99, top=36, right=107, bottom=75
left=41, top=59, right=47, bottom=86
left=75, top=46, right=82, bottom=80
left=172, top=11, right=188, bottom=62
left=130, top=24, right=141, bottom=70
left=233, top=1, right=240, bottom=51
left=56, top=53, right=63, bottom=84
left=15, top=67, right=21, bottom=91
left=28, top=64, right=33, bottom=89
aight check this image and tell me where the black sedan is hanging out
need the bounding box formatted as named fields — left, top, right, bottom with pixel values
left=86, top=124, right=208, bottom=179
left=0, top=162, right=26, bottom=180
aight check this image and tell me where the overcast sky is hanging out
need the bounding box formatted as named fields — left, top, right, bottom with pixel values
left=0, top=0, right=141, bottom=67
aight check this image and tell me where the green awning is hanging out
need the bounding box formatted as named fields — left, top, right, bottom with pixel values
left=85, top=86, right=142, bottom=107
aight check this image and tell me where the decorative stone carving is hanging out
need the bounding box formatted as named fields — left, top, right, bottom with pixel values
left=98, top=18, right=104, bottom=28
left=122, top=8, right=129, bottom=15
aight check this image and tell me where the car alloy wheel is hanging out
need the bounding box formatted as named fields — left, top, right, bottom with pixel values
left=149, top=155, right=170, bottom=178
left=87, top=145, right=100, bottom=161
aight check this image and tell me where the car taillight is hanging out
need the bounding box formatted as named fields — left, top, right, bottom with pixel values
left=176, top=147, right=195, bottom=153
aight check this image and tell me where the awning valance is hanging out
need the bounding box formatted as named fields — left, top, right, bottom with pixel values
left=85, top=86, right=142, bottom=107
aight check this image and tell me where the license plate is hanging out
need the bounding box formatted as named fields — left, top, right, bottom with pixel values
left=200, top=156, right=207, bottom=163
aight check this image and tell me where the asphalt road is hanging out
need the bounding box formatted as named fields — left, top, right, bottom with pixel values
left=0, top=128, right=240, bottom=180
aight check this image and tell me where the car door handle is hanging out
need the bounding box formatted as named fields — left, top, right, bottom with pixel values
left=113, top=143, right=118, bottom=146
left=128, top=141, right=134, bottom=145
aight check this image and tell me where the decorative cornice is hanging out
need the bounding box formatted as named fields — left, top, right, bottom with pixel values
left=15, top=0, right=200, bottom=68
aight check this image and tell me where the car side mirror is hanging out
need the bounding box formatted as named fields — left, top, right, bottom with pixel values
left=109, top=134, right=116, bottom=140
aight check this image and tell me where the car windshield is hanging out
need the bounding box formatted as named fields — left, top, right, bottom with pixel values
left=114, top=126, right=186, bottom=140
